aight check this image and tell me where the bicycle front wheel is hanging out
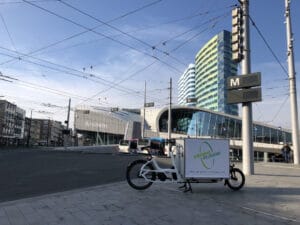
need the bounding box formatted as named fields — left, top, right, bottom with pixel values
left=126, top=160, right=155, bottom=190
left=226, top=167, right=245, bottom=191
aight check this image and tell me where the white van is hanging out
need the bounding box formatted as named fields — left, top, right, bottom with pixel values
left=118, top=138, right=150, bottom=154
left=118, top=139, right=138, bottom=153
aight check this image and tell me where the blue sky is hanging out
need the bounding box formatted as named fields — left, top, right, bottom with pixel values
left=0, top=0, right=299, bottom=129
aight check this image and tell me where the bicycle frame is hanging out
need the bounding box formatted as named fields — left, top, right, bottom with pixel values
left=140, top=148, right=184, bottom=183
left=126, top=139, right=245, bottom=192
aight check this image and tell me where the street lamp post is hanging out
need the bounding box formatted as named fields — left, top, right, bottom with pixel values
left=26, top=109, right=33, bottom=147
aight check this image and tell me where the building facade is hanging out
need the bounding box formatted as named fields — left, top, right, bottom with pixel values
left=24, top=118, right=64, bottom=146
left=178, top=64, right=196, bottom=106
left=143, top=106, right=292, bottom=161
left=74, top=106, right=144, bottom=146
left=0, top=100, right=25, bottom=146
left=195, top=30, right=238, bottom=115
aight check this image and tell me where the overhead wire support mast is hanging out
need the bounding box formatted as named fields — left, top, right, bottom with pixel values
left=168, top=78, right=172, bottom=151
left=285, top=0, right=299, bottom=165
left=142, top=81, right=146, bottom=139
left=240, top=0, right=254, bottom=175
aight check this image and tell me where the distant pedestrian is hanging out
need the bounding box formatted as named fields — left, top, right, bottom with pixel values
left=286, top=144, right=291, bottom=163
left=281, top=144, right=291, bottom=163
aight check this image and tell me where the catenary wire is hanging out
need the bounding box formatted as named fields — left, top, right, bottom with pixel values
left=0, top=50, right=165, bottom=104
left=43, top=4, right=235, bottom=63
left=0, top=0, right=163, bottom=66
left=59, top=0, right=217, bottom=67
left=22, top=0, right=182, bottom=74
left=154, top=11, right=231, bottom=49
left=0, top=12, right=17, bottom=51
left=249, top=15, right=289, bottom=77
left=2, top=2, right=232, bottom=118
left=0, top=0, right=58, bottom=4
left=265, top=94, right=290, bottom=123
left=170, top=14, right=229, bottom=53
left=0, top=48, right=151, bottom=97
left=0, top=8, right=227, bottom=104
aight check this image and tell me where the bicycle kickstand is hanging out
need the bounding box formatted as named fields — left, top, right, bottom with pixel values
left=179, top=180, right=193, bottom=193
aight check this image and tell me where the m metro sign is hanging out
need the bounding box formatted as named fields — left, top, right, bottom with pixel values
left=227, top=72, right=261, bottom=90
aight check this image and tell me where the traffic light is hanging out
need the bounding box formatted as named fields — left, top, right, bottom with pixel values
left=232, top=7, right=243, bottom=62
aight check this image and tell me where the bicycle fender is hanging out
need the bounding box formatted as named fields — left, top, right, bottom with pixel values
left=127, top=159, right=148, bottom=168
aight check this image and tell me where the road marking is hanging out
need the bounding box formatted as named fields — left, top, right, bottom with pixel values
left=240, top=206, right=300, bottom=223
left=261, top=164, right=300, bottom=170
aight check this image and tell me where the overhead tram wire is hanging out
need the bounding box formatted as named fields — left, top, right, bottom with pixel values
left=0, top=0, right=163, bottom=66
left=170, top=13, right=230, bottom=53
left=153, top=11, right=231, bottom=49
left=265, top=95, right=290, bottom=124
left=248, top=15, right=291, bottom=124
left=0, top=13, right=17, bottom=51
left=22, top=0, right=182, bottom=74
left=0, top=0, right=58, bottom=4
left=3, top=2, right=230, bottom=112
left=0, top=44, right=168, bottom=104
left=0, top=94, right=67, bottom=109
left=59, top=0, right=186, bottom=67
left=2, top=1, right=204, bottom=105
left=249, top=15, right=289, bottom=78
left=76, top=60, right=158, bottom=105
left=59, top=1, right=235, bottom=69
left=75, top=13, right=227, bottom=106
left=0, top=50, right=163, bottom=104
left=0, top=1, right=232, bottom=71
left=149, top=12, right=231, bottom=66
left=73, top=10, right=229, bottom=105
left=0, top=72, right=98, bottom=102
left=59, top=0, right=158, bottom=50
left=47, top=4, right=236, bottom=62
left=91, top=10, right=230, bottom=90
left=0, top=47, right=150, bottom=97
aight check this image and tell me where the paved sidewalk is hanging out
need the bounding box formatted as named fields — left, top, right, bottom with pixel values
left=0, top=163, right=300, bottom=225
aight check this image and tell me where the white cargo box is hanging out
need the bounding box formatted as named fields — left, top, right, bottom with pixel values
left=176, top=138, right=229, bottom=179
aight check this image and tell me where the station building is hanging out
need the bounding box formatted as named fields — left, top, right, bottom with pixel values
left=74, top=105, right=291, bottom=159
left=74, top=106, right=157, bottom=146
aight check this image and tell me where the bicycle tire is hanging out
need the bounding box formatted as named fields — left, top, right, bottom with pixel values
left=226, top=167, right=245, bottom=191
left=126, top=160, right=155, bottom=190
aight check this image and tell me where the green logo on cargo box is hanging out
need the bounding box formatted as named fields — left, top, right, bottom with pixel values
left=193, top=141, right=221, bottom=169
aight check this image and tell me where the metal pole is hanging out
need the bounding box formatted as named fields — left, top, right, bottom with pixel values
left=26, top=109, right=32, bottom=147
left=285, top=0, right=300, bottom=164
left=195, top=114, right=198, bottom=138
left=168, top=78, right=172, bottom=141
left=47, top=119, right=50, bottom=147
left=66, top=98, right=71, bottom=130
left=241, top=0, right=254, bottom=175
left=142, top=81, right=146, bottom=139
left=64, top=98, right=71, bottom=147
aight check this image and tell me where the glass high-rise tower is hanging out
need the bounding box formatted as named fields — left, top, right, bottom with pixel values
left=195, top=30, right=238, bottom=116
left=178, top=64, right=196, bottom=106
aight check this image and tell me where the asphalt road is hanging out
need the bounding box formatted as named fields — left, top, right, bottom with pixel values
left=0, top=148, right=145, bottom=203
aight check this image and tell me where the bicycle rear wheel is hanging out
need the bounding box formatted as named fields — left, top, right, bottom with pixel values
left=126, top=160, right=155, bottom=190
left=226, top=167, right=245, bottom=190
